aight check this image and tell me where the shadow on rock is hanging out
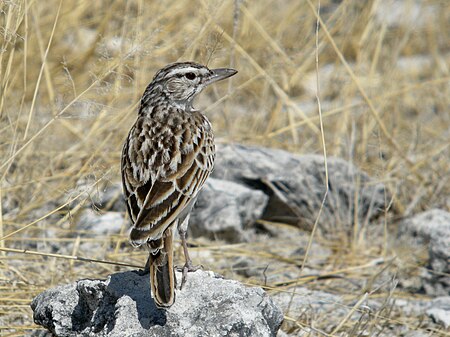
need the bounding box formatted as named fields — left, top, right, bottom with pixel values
left=107, top=271, right=167, bottom=329
left=72, top=271, right=167, bottom=333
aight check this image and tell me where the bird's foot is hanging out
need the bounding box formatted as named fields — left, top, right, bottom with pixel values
left=176, top=260, right=203, bottom=289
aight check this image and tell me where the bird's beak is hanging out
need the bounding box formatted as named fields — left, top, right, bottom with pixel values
left=205, top=68, right=238, bottom=85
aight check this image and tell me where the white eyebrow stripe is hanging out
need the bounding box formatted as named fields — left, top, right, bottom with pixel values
left=166, top=67, right=207, bottom=77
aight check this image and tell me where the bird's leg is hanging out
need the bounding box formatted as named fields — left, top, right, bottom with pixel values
left=177, top=218, right=202, bottom=289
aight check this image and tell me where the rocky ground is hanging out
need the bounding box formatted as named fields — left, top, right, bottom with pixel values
left=1, top=1, right=448, bottom=335
left=29, top=144, right=450, bottom=336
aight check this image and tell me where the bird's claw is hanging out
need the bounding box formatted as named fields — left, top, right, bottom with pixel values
left=176, top=261, right=203, bottom=289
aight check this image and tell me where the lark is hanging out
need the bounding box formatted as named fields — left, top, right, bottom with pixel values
left=121, top=62, right=237, bottom=307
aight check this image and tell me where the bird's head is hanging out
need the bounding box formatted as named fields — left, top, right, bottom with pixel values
left=149, top=62, right=237, bottom=110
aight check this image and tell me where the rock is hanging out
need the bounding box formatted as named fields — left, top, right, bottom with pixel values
left=374, top=0, right=437, bottom=29
left=426, top=297, right=450, bottom=329
left=396, top=296, right=450, bottom=330
left=403, top=332, right=432, bottom=337
left=212, top=143, right=387, bottom=235
left=76, top=209, right=125, bottom=235
left=398, top=209, right=450, bottom=296
left=272, top=286, right=344, bottom=318
left=30, top=331, right=53, bottom=337
left=190, top=177, right=269, bottom=242
left=32, top=270, right=283, bottom=337
left=273, top=288, right=450, bottom=334
left=272, top=286, right=348, bottom=333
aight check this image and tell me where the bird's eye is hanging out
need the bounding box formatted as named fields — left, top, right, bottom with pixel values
left=185, top=72, right=196, bottom=80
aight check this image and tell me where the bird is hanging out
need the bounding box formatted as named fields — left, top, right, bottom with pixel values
left=121, top=62, right=237, bottom=308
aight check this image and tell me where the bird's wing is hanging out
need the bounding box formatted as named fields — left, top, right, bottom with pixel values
left=121, top=113, right=214, bottom=247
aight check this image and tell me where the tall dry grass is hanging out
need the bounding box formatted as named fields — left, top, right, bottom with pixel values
left=0, top=0, right=449, bottom=335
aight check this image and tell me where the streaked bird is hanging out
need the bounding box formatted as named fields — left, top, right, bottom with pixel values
left=121, top=62, right=237, bottom=307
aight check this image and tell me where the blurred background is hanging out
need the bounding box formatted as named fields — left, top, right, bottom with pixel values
left=0, top=0, right=449, bottom=335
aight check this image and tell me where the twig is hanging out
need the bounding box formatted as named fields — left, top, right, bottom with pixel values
left=0, top=247, right=142, bottom=269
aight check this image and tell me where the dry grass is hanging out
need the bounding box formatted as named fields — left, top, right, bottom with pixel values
left=0, top=0, right=449, bottom=335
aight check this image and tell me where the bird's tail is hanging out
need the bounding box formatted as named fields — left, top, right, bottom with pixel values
left=149, top=228, right=175, bottom=308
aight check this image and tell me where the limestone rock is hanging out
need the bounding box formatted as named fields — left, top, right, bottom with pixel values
left=190, top=177, right=269, bottom=242
left=398, top=209, right=450, bottom=296
left=212, top=143, right=387, bottom=235
left=32, top=270, right=283, bottom=337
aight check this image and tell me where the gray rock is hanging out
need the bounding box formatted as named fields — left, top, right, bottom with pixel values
left=76, top=209, right=124, bottom=235
left=212, top=143, right=387, bottom=235
left=396, top=296, right=450, bottom=329
left=32, top=270, right=283, bottom=337
left=403, top=332, right=431, bottom=337
left=190, top=177, right=269, bottom=242
left=398, top=209, right=450, bottom=295
left=374, top=0, right=437, bottom=29
left=272, top=286, right=344, bottom=319
left=426, top=297, right=450, bottom=329
left=272, top=286, right=352, bottom=333
left=402, top=330, right=430, bottom=337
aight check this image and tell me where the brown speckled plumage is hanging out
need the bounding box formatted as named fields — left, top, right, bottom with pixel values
left=121, top=62, right=237, bottom=308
